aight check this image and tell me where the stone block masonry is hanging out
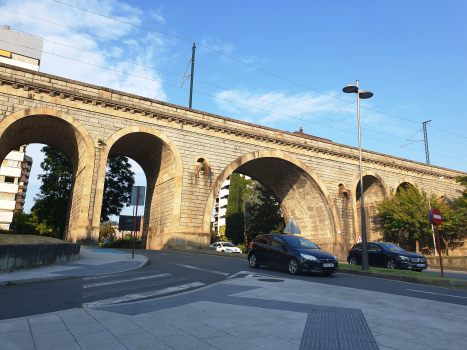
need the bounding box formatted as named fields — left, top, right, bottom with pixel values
left=0, top=62, right=465, bottom=258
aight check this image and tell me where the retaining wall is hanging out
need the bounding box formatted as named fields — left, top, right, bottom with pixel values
left=0, top=243, right=80, bottom=272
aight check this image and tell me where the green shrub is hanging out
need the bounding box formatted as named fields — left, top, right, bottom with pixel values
left=100, top=234, right=141, bottom=249
left=237, top=244, right=248, bottom=254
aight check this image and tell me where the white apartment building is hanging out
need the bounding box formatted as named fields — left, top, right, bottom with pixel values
left=0, top=25, right=43, bottom=71
left=211, top=175, right=251, bottom=234
left=0, top=146, right=31, bottom=229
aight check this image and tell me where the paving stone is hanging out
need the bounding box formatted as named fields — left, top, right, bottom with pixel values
left=159, top=333, right=210, bottom=350
left=0, top=329, right=33, bottom=343
left=33, top=330, right=76, bottom=345
left=247, top=335, right=300, bottom=350
left=146, top=324, right=188, bottom=338
left=1, top=340, right=35, bottom=350
left=28, top=314, right=62, bottom=324
left=0, top=319, right=30, bottom=333
left=116, top=331, right=163, bottom=349
left=35, top=341, right=81, bottom=350
left=30, top=320, right=68, bottom=334
left=182, top=325, right=229, bottom=339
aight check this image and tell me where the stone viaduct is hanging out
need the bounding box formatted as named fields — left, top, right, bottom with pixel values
left=0, top=63, right=464, bottom=258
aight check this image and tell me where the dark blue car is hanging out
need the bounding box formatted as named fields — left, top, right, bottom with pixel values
left=248, top=234, right=338, bottom=275
left=347, top=242, right=428, bottom=271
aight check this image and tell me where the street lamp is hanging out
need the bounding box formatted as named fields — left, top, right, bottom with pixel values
left=343, top=80, right=373, bottom=271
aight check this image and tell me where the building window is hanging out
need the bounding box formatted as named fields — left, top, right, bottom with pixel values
left=7, top=160, right=19, bottom=167
left=4, top=176, right=15, bottom=183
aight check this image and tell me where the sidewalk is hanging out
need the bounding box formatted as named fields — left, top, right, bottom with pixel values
left=0, top=247, right=148, bottom=286
left=1, top=272, right=466, bottom=350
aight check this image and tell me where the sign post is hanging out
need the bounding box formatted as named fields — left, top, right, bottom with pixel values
left=428, top=208, right=444, bottom=278
left=130, top=186, right=146, bottom=259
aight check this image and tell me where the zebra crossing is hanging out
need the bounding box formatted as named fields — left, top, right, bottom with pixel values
left=81, top=270, right=206, bottom=308
left=79, top=261, right=280, bottom=309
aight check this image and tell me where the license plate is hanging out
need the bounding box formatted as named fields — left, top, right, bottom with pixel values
left=416, top=264, right=425, bottom=267
left=323, top=263, right=334, bottom=267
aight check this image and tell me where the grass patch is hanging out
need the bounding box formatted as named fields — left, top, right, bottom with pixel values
left=340, top=263, right=452, bottom=279
left=0, top=234, right=65, bottom=245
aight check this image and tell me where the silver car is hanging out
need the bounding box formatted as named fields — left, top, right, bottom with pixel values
left=209, top=242, right=242, bottom=253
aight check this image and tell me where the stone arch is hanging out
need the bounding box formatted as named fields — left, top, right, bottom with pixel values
left=351, top=170, right=388, bottom=243
left=393, top=178, right=416, bottom=194
left=0, top=107, right=95, bottom=242
left=93, top=126, right=183, bottom=249
left=203, top=150, right=341, bottom=254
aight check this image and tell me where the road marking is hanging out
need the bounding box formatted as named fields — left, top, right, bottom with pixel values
left=406, top=289, right=467, bottom=299
left=83, top=273, right=171, bottom=289
left=83, top=277, right=186, bottom=298
left=82, top=282, right=206, bottom=308
left=170, top=263, right=229, bottom=276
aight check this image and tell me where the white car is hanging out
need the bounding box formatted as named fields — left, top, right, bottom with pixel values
left=210, top=242, right=242, bottom=253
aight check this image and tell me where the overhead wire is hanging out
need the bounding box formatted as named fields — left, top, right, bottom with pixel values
left=0, top=35, right=465, bottom=160
left=4, top=44, right=466, bottom=164
left=50, top=0, right=467, bottom=142
left=2, top=4, right=465, bottom=158
left=3, top=5, right=465, bottom=146
left=0, top=37, right=452, bottom=155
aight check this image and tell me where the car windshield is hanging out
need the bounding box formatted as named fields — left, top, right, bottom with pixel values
left=282, top=236, right=319, bottom=249
left=222, top=243, right=235, bottom=247
left=378, top=243, right=404, bottom=252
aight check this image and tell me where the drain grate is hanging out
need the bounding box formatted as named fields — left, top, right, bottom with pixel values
left=257, top=278, right=285, bottom=282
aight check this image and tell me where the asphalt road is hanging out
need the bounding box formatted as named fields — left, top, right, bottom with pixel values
left=1, top=249, right=466, bottom=320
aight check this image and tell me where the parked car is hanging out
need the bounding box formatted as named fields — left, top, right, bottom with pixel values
left=248, top=234, right=338, bottom=275
left=347, top=242, right=428, bottom=271
left=210, top=242, right=242, bottom=253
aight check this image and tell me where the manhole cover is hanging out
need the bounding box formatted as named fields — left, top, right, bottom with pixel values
left=257, top=278, right=285, bottom=282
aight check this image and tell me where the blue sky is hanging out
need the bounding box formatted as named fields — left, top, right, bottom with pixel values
left=1, top=0, right=466, bottom=217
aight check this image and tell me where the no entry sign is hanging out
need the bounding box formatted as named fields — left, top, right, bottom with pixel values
left=428, top=208, right=443, bottom=226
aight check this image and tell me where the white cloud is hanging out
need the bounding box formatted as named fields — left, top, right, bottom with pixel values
left=1, top=0, right=168, bottom=100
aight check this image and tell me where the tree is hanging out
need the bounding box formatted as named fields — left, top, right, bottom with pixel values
left=100, top=155, right=135, bottom=222
left=244, top=182, right=285, bottom=240
left=32, top=146, right=73, bottom=237
left=225, top=173, right=245, bottom=244
left=99, top=222, right=116, bottom=243
left=376, top=185, right=432, bottom=251
left=377, top=185, right=466, bottom=254
left=30, top=147, right=135, bottom=238
left=453, top=176, right=467, bottom=209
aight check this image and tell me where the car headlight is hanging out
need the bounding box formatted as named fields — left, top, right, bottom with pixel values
left=399, top=255, right=410, bottom=261
left=333, top=255, right=338, bottom=261
left=300, top=253, right=318, bottom=261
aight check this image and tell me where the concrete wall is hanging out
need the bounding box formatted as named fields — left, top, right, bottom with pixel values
left=0, top=243, right=80, bottom=272
left=0, top=63, right=465, bottom=258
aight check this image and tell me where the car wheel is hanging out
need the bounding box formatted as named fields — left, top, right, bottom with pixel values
left=386, top=258, right=397, bottom=269
left=288, top=258, right=300, bottom=275
left=249, top=253, right=259, bottom=268
left=349, top=257, right=357, bottom=265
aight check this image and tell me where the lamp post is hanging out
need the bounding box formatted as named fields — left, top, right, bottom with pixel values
left=343, top=80, right=373, bottom=271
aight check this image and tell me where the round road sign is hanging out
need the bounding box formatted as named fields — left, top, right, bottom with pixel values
left=428, top=208, right=443, bottom=226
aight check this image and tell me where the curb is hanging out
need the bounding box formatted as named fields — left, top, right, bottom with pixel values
left=0, top=252, right=149, bottom=286
left=338, top=267, right=467, bottom=288
left=170, top=248, right=247, bottom=260
left=170, top=248, right=467, bottom=289
left=427, top=266, right=467, bottom=272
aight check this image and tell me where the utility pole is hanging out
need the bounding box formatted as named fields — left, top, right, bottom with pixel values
left=423, top=120, right=431, bottom=164
left=189, top=42, right=196, bottom=109
left=423, top=120, right=437, bottom=255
